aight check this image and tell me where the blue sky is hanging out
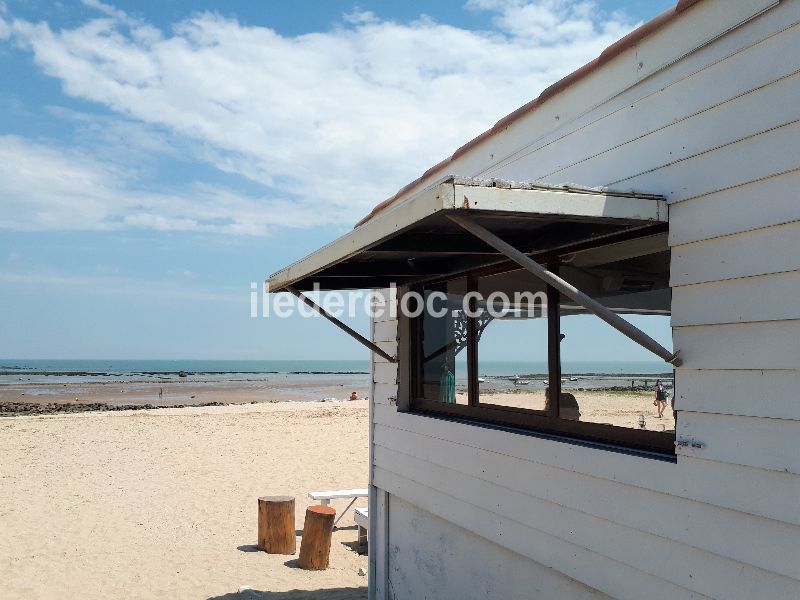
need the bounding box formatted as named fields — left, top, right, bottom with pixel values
left=0, top=0, right=675, bottom=360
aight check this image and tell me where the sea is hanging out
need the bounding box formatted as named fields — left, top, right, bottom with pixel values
left=0, top=358, right=672, bottom=390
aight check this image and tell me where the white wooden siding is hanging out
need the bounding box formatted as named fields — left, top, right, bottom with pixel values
left=368, top=1, right=800, bottom=598
left=456, top=1, right=799, bottom=191
left=667, top=168, right=800, bottom=245
left=611, top=119, right=800, bottom=202
left=386, top=496, right=610, bottom=600
left=373, top=435, right=800, bottom=580
left=371, top=396, right=800, bottom=598
left=372, top=403, right=800, bottom=526
left=677, top=411, right=800, bottom=474
left=671, top=271, right=800, bottom=326
left=671, top=221, right=800, bottom=286
left=374, top=448, right=800, bottom=598
left=371, top=383, right=396, bottom=406
left=673, top=320, right=800, bottom=370
left=412, top=0, right=788, bottom=198
left=375, top=468, right=712, bottom=600
left=540, top=68, right=800, bottom=187
left=371, top=340, right=397, bottom=365
left=372, top=320, right=397, bottom=343
left=372, top=361, right=397, bottom=385
left=675, top=369, right=800, bottom=420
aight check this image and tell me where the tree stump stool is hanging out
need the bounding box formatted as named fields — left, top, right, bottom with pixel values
left=258, top=496, right=296, bottom=554
left=298, top=505, right=336, bottom=570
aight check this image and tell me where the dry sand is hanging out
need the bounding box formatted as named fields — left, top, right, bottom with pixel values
left=455, top=390, right=675, bottom=432
left=0, top=386, right=672, bottom=600
left=0, top=400, right=369, bottom=600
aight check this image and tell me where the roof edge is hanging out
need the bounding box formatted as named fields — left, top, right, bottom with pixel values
left=354, top=0, right=704, bottom=228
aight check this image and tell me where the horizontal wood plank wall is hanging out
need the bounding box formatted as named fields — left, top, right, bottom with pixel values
left=373, top=450, right=800, bottom=597
left=371, top=291, right=398, bottom=406
left=369, top=292, right=396, bottom=600
left=386, top=495, right=611, bottom=600
left=369, top=2, right=800, bottom=598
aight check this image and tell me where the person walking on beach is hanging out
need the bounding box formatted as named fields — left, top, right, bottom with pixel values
left=653, top=380, right=667, bottom=418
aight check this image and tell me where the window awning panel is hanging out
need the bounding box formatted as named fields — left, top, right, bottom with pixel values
left=267, top=176, right=667, bottom=292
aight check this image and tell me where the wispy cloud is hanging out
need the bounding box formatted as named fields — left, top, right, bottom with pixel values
left=0, top=1, right=636, bottom=234
left=0, top=267, right=243, bottom=303
left=0, top=135, right=316, bottom=234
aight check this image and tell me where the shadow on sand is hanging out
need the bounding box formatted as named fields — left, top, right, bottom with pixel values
left=207, top=587, right=367, bottom=599
left=339, top=539, right=366, bottom=555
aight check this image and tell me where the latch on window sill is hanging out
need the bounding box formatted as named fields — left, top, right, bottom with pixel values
left=675, top=438, right=705, bottom=449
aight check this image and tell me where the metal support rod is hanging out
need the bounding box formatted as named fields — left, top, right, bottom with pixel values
left=547, top=262, right=561, bottom=419
left=447, top=214, right=682, bottom=367
left=333, top=497, right=359, bottom=528
left=467, top=275, right=479, bottom=407
left=285, top=286, right=397, bottom=364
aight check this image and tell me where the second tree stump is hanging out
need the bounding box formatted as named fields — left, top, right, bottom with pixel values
left=298, top=505, right=336, bottom=570
left=258, top=496, right=296, bottom=554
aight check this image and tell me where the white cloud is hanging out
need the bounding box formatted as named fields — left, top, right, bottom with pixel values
left=79, top=0, right=132, bottom=24
left=0, top=2, right=636, bottom=233
left=467, top=0, right=615, bottom=40
left=0, top=135, right=328, bottom=233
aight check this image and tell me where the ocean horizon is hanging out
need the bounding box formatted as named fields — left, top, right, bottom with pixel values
left=0, top=358, right=672, bottom=385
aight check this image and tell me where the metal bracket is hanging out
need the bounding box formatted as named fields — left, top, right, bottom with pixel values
left=675, top=438, right=705, bottom=449
left=446, top=213, right=682, bottom=367
left=285, top=286, right=398, bottom=363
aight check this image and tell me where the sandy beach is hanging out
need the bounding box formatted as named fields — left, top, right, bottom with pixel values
left=0, top=382, right=673, bottom=600
left=0, top=400, right=370, bottom=600
left=456, top=390, right=674, bottom=432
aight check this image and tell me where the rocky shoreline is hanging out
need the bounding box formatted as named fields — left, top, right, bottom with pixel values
left=0, top=400, right=229, bottom=417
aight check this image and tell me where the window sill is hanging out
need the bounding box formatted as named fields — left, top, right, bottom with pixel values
left=411, top=405, right=677, bottom=461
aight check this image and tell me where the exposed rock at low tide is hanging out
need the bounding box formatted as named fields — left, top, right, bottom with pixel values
left=0, top=401, right=227, bottom=417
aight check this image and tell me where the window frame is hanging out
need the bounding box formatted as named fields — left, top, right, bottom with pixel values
left=405, top=267, right=676, bottom=455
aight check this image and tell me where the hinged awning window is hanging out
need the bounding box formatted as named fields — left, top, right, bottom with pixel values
left=268, top=176, right=667, bottom=292
left=267, top=176, right=677, bottom=365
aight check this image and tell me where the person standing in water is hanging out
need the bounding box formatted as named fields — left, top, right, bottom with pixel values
left=653, top=380, right=667, bottom=418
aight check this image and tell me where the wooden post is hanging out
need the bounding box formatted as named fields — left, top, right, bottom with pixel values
left=298, top=505, right=336, bottom=570
left=258, top=496, right=296, bottom=554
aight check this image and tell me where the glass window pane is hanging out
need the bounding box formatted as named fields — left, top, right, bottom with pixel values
left=419, top=279, right=469, bottom=405
left=475, top=273, right=549, bottom=412
left=557, top=251, right=675, bottom=433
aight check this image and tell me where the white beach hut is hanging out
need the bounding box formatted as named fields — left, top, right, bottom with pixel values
left=269, top=1, right=800, bottom=597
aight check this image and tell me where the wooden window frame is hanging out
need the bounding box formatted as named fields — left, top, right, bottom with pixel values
left=406, top=273, right=676, bottom=455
